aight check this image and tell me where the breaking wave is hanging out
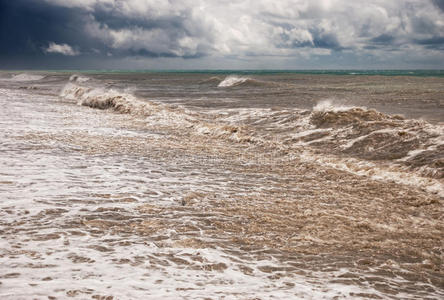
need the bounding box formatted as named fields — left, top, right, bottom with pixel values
left=69, top=74, right=90, bottom=83
left=198, top=75, right=281, bottom=88
left=8, top=73, right=45, bottom=81
left=60, top=82, right=172, bottom=116
left=218, top=76, right=251, bottom=87
left=218, top=100, right=443, bottom=180
left=60, top=83, right=443, bottom=190
left=60, top=82, right=249, bottom=140
left=217, top=75, right=276, bottom=88
left=307, top=101, right=443, bottom=177
left=265, top=101, right=443, bottom=179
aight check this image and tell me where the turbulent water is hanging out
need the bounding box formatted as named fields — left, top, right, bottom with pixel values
left=0, top=71, right=443, bottom=299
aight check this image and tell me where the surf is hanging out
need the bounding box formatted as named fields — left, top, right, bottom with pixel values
left=59, top=79, right=443, bottom=194
left=5, top=73, right=46, bottom=81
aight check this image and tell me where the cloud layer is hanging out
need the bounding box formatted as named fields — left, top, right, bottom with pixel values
left=1, top=0, right=443, bottom=68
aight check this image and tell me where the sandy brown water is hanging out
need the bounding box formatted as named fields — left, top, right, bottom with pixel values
left=0, top=72, right=443, bottom=299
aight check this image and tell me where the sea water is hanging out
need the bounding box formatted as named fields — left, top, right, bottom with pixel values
left=0, top=71, right=443, bottom=299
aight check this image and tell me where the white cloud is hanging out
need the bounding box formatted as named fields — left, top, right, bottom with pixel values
left=43, top=0, right=444, bottom=63
left=45, top=42, right=80, bottom=56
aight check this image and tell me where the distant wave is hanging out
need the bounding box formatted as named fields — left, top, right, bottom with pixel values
left=7, top=73, right=45, bottom=81
left=217, top=75, right=278, bottom=88
left=69, top=74, right=90, bottom=83
left=198, top=75, right=281, bottom=88
left=199, top=76, right=223, bottom=85
left=218, top=76, right=251, bottom=87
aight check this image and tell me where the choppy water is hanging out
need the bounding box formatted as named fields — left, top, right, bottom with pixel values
left=0, top=71, right=443, bottom=299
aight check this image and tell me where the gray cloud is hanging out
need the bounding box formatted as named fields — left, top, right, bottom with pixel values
left=432, top=0, right=444, bottom=11
left=371, top=34, right=396, bottom=45
left=415, top=37, right=444, bottom=50
left=39, top=1, right=444, bottom=55
left=1, top=0, right=444, bottom=68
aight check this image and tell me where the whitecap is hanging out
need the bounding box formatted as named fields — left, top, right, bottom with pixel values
left=8, top=73, right=45, bottom=81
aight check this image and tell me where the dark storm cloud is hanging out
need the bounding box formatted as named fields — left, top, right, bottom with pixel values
left=0, top=0, right=94, bottom=56
left=92, top=9, right=185, bottom=32
left=371, top=34, right=396, bottom=45
left=0, top=0, right=443, bottom=69
left=0, top=0, right=207, bottom=68
left=415, top=37, right=444, bottom=50
left=432, top=0, right=444, bottom=11
left=89, top=14, right=211, bottom=58
left=311, top=31, right=343, bottom=51
left=126, top=48, right=204, bottom=59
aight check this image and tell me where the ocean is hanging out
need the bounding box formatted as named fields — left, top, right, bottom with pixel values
left=0, top=70, right=443, bottom=299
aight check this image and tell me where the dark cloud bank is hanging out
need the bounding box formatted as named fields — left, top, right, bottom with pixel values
left=0, top=0, right=443, bottom=69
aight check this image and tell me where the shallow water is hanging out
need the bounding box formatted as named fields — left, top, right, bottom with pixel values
left=0, top=72, right=443, bottom=299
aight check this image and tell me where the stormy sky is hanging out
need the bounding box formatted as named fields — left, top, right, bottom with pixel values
left=1, top=0, right=443, bottom=69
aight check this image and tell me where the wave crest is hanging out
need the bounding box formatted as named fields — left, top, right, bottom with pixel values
left=310, top=107, right=404, bottom=128
left=60, top=83, right=443, bottom=180
left=223, top=102, right=443, bottom=179
left=217, top=76, right=275, bottom=88
left=306, top=102, right=443, bottom=177
left=8, top=73, right=45, bottom=81
left=218, top=76, right=250, bottom=87
left=61, top=83, right=162, bottom=116
left=60, top=82, right=261, bottom=145
left=69, top=74, right=90, bottom=83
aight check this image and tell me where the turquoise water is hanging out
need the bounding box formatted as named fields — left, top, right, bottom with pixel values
left=18, top=69, right=444, bottom=77
left=145, top=69, right=444, bottom=77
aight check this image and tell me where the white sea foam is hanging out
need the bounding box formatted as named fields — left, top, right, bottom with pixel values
left=60, top=82, right=444, bottom=183
left=2, top=88, right=387, bottom=299
left=7, top=73, right=45, bottom=81
left=60, top=83, right=154, bottom=112
left=218, top=75, right=251, bottom=87
left=298, top=150, right=444, bottom=197
left=60, top=83, right=261, bottom=139
left=69, top=74, right=90, bottom=83
left=399, top=136, right=444, bottom=162
left=313, top=99, right=365, bottom=112
left=60, top=82, right=200, bottom=130
left=1, top=81, right=443, bottom=299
